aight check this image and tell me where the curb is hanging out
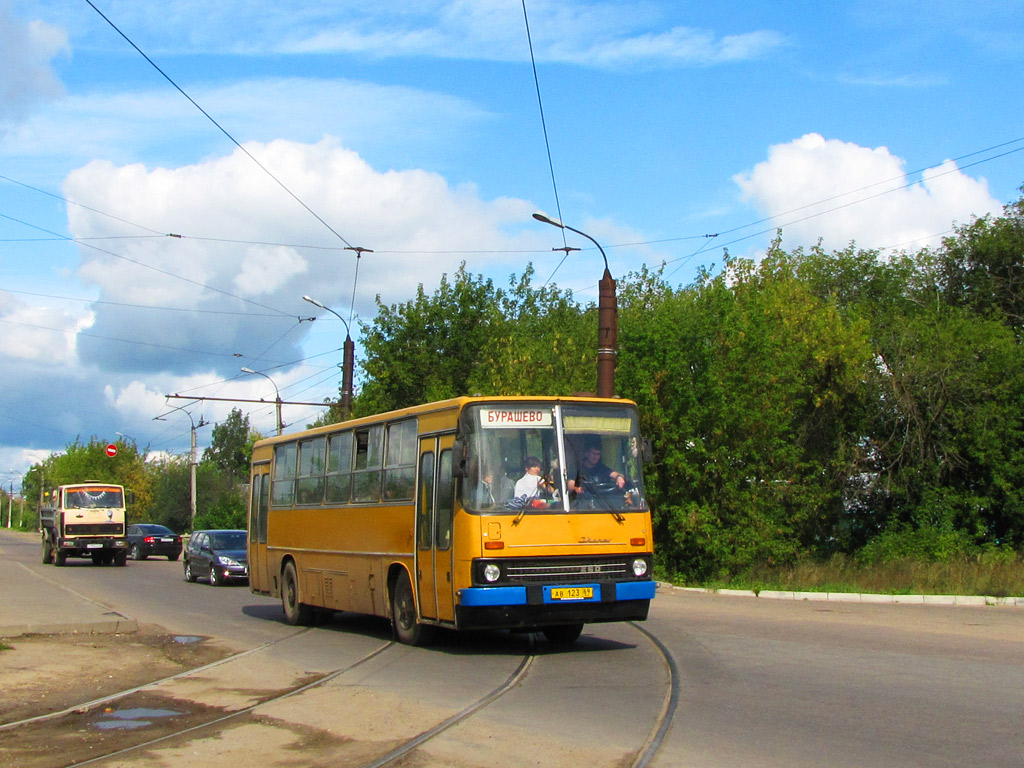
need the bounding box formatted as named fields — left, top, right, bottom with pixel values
left=660, top=584, right=1023, bottom=607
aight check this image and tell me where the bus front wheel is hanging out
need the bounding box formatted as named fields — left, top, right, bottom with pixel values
left=281, top=561, right=313, bottom=626
left=390, top=570, right=435, bottom=646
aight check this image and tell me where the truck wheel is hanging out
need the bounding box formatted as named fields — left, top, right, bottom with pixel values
left=114, top=551, right=128, bottom=567
left=54, top=550, right=67, bottom=567
left=42, top=538, right=53, bottom=565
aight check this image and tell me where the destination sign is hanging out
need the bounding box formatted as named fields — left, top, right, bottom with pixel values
left=479, top=408, right=552, bottom=428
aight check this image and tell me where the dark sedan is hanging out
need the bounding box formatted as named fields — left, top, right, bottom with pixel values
left=183, top=529, right=248, bottom=586
left=126, top=524, right=183, bottom=561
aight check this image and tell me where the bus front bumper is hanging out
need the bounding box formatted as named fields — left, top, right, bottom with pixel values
left=454, top=580, right=655, bottom=630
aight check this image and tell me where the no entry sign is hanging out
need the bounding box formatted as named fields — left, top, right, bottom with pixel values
left=105, top=444, right=118, bottom=457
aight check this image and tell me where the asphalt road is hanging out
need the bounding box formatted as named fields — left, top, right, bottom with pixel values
left=5, top=530, right=1023, bottom=767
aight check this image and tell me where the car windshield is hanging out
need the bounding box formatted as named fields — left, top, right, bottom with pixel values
left=460, top=402, right=647, bottom=514
left=212, top=532, right=246, bottom=549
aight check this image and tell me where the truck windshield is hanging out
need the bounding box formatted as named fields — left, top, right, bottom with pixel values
left=64, top=487, right=124, bottom=509
left=460, top=402, right=646, bottom=514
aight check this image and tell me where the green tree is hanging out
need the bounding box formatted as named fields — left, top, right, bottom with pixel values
left=202, top=408, right=252, bottom=484
left=27, top=436, right=154, bottom=523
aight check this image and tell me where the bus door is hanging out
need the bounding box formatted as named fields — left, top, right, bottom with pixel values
left=248, top=462, right=271, bottom=594
left=416, top=435, right=456, bottom=623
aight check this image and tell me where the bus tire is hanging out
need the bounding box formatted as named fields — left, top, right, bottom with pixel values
left=282, top=561, right=313, bottom=626
left=542, top=623, right=584, bottom=647
left=391, top=570, right=435, bottom=646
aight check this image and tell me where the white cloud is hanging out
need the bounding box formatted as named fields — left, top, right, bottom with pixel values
left=733, top=133, right=1002, bottom=252
left=0, top=289, right=87, bottom=362
left=0, top=4, right=68, bottom=124
left=58, top=1, right=784, bottom=69
left=59, top=136, right=545, bottom=377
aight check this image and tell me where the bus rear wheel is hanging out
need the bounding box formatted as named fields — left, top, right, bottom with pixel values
left=282, top=561, right=313, bottom=626
left=391, top=570, right=435, bottom=646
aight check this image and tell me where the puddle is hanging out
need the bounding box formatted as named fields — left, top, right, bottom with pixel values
left=93, top=707, right=182, bottom=730
left=172, top=635, right=203, bottom=644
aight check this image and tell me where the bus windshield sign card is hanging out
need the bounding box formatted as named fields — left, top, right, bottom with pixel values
left=480, top=408, right=552, bottom=428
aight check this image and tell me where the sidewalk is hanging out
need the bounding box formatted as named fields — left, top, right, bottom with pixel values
left=0, top=529, right=138, bottom=638
left=664, top=584, right=1024, bottom=606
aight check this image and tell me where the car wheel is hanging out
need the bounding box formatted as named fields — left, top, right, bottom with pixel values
left=391, top=569, right=435, bottom=646
left=184, top=560, right=196, bottom=582
left=211, top=567, right=223, bottom=586
left=130, top=544, right=146, bottom=561
left=281, top=561, right=314, bottom=625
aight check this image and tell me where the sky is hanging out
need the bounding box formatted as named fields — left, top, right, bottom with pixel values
left=1, top=0, right=1023, bottom=483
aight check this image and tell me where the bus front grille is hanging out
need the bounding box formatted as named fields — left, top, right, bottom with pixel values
left=503, top=557, right=630, bottom=584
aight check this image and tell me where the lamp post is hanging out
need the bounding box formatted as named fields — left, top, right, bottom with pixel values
left=154, top=406, right=207, bottom=531
left=303, top=295, right=354, bottom=420
left=241, top=368, right=284, bottom=436
left=532, top=211, right=618, bottom=398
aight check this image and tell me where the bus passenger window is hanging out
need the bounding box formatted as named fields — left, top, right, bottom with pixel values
left=272, top=443, right=298, bottom=506
left=326, top=431, right=353, bottom=504
left=384, top=420, right=417, bottom=500
left=352, top=425, right=383, bottom=502
left=296, top=437, right=326, bottom=505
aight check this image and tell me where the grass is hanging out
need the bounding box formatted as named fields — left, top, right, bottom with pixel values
left=684, top=553, right=1024, bottom=597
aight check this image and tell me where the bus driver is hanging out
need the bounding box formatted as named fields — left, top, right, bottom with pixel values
left=567, top=440, right=626, bottom=497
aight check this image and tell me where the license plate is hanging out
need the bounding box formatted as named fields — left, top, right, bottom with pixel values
left=550, top=587, right=593, bottom=600
left=159, top=537, right=173, bottom=542
left=86, top=543, right=102, bottom=549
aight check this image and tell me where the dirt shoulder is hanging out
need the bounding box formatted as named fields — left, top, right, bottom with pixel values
left=0, top=625, right=234, bottom=725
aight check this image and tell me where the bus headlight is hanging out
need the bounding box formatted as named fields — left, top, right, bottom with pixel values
left=632, top=558, right=649, bottom=577
left=483, top=564, right=501, bottom=582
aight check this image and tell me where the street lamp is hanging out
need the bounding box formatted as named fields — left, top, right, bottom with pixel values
left=241, top=367, right=284, bottom=436
left=153, top=406, right=208, bottom=531
left=532, top=211, right=618, bottom=398
left=303, top=295, right=355, bottom=420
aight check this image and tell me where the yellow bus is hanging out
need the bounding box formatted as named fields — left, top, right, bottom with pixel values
left=247, top=395, right=656, bottom=646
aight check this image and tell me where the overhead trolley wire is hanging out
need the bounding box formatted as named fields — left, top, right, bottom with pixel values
left=84, top=0, right=355, bottom=251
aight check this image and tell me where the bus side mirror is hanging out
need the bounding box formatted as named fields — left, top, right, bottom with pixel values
left=125, top=489, right=136, bottom=505
left=641, top=438, right=653, bottom=464
left=451, top=438, right=467, bottom=478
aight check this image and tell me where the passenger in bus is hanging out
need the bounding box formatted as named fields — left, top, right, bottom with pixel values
left=567, top=440, right=626, bottom=496
left=476, top=468, right=514, bottom=507
left=513, top=455, right=553, bottom=500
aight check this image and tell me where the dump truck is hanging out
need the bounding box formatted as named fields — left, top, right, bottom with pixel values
left=40, top=482, right=130, bottom=567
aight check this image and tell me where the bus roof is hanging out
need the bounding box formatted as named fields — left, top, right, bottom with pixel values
left=251, top=394, right=637, bottom=450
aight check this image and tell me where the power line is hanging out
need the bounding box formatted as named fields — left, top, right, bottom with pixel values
left=84, top=0, right=356, bottom=250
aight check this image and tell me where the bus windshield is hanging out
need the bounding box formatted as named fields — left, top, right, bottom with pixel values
left=460, top=402, right=646, bottom=513
left=64, top=486, right=124, bottom=509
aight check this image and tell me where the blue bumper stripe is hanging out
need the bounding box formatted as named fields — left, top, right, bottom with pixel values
left=458, top=581, right=656, bottom=607
left=616, top=580, right=657, bottom=600
left=458, top=586, right=527, bottom=606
